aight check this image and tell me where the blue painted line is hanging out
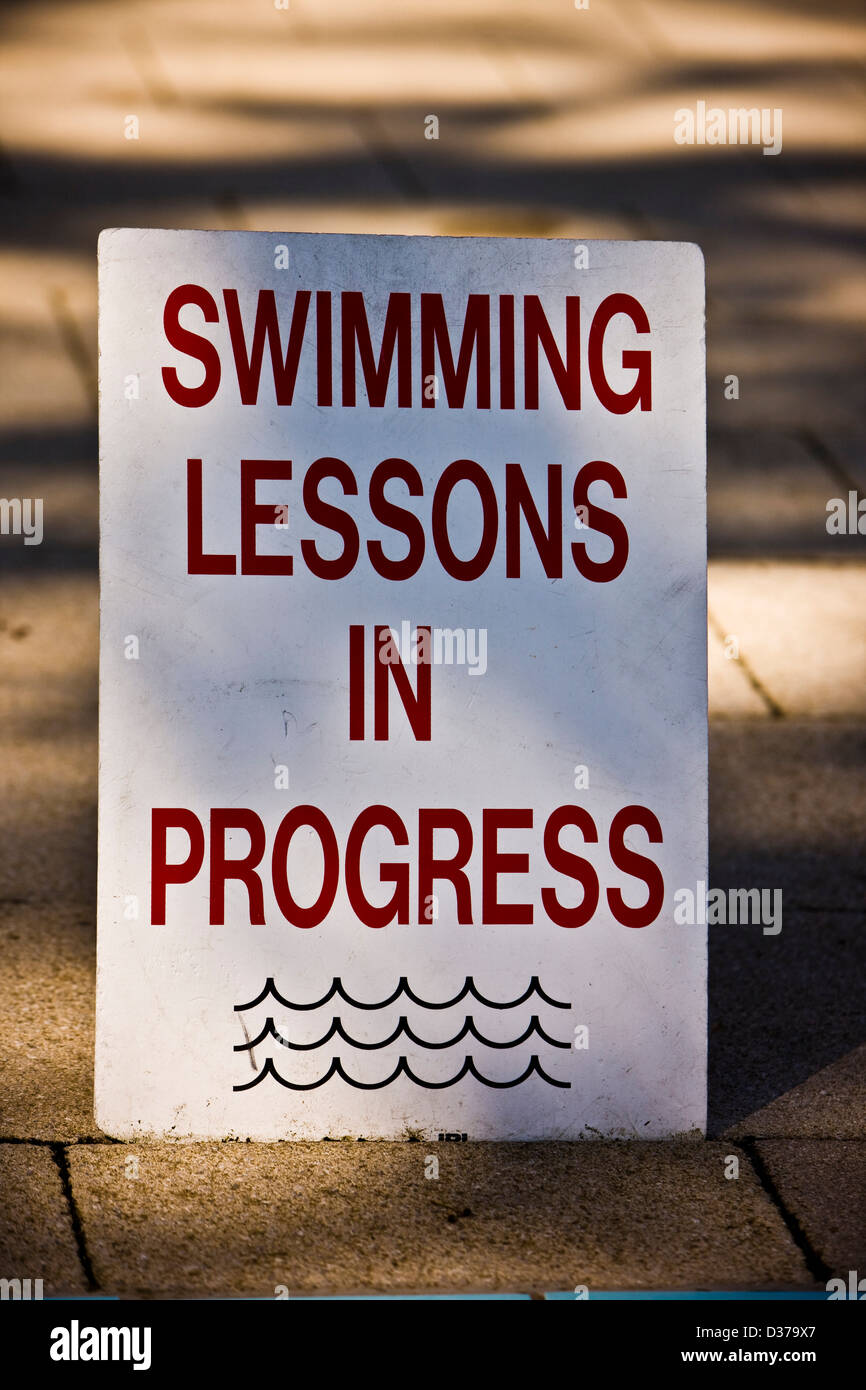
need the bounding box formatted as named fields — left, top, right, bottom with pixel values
left=544, top=1291, right=827, bottom=1301
left=300, top=1293, right=532, bottom=1301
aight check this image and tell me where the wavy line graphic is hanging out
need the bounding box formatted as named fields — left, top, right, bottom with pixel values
left=233, top=1054, right=570, bottom=1092
left=234, top=1014, right=571, bottom=1052
left=235, top=976, right=569, bottom=1013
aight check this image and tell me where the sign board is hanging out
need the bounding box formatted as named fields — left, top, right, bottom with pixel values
left=96, top=230, right=706, bottom=1140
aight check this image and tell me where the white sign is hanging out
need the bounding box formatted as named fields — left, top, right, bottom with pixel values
left=96, top=230, right=706, bottom=1140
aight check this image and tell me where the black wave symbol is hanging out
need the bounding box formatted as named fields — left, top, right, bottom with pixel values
left=233, top=1054, right=570, bottom=1092
left=234, top=1014, right=571, bottom=1052
left=235, top=975, right=569, bottom=1014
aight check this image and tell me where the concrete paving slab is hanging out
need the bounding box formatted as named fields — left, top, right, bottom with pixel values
left=154, top=23, right=520, bottom=111
left=810, top=425, right=866, bottom=495
left=0, top=573, right=98, bottom=1138
left=710, top=723, right=866, bottom=910
left=708, top=618, right=769, bottom=718
left=0, top=251, right=93, bottom=430
left=756, top=1139, right=866, bottom=1276
left=0, top=905, right=97, bottom=1141
left=709, top=909, right=865, bottom=1139
left=0, top=462, right=97, bottom=566
left=642, top=0, right=866, bottom=61
left=432, top=76, right=862, bottom=168
left=727, top=1045, right=866, bottom=1140
left=0, top=575, right=96, bottom=910
left=0, top=0, right=859, bottom=440
left=68, top=1140, right=811, bottom=1295
left=233, top=200, right=637, bottom=241
left=0, top=1144, right=87, bottom=1294
left=708, top=721, right=866, bottom=1135
left=708, top=429, right=852, bottom=558
left=707, top=561, right=866, bottom=718
left=0, top=4, right=147, bottom=171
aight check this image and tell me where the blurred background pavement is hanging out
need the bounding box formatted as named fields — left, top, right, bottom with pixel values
left=0, top=0, right=863, bottom=1296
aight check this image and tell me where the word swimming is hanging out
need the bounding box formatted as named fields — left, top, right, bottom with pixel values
left=162, top=285, right=652, bottom=412
left=151, top=802, right=665, bottom=929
